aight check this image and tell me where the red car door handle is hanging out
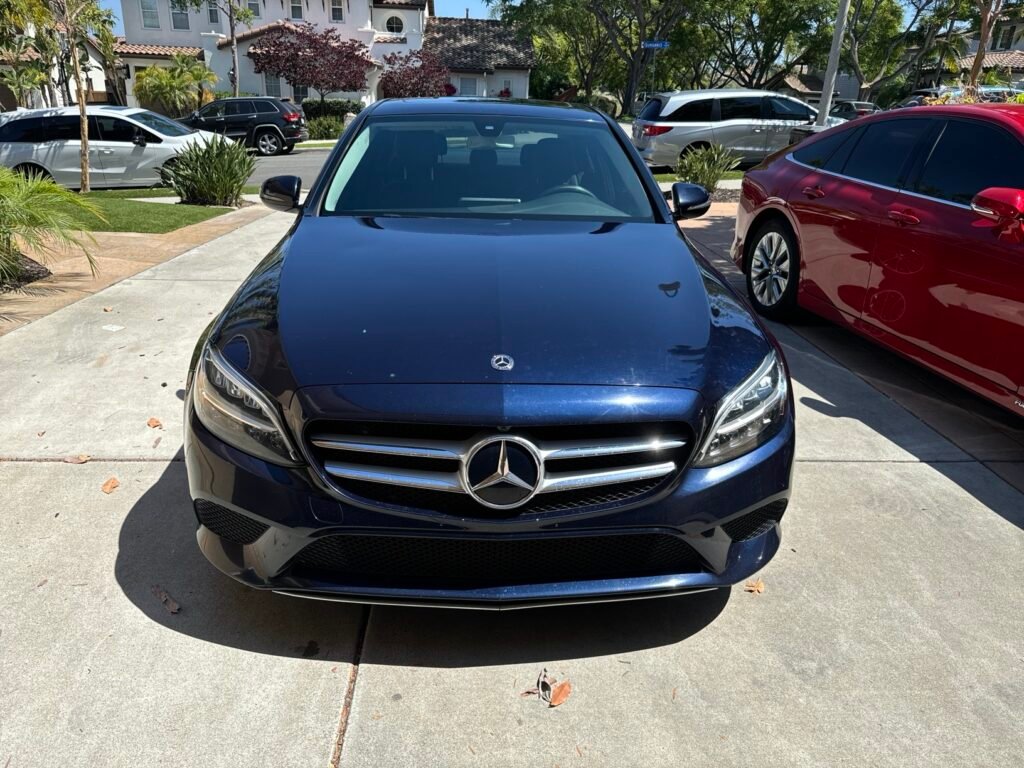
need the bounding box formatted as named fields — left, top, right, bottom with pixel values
left=801, top=186, right=825, bottom=199
left=887, top=209, right=920, bottom=226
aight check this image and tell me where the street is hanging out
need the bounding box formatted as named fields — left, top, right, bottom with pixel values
left=248, top=147, right=334, bottom=187
left=0, top=204, right=1021, bottom=767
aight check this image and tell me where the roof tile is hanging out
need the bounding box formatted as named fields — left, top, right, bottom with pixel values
left=424, top=17, right=534, bottom=72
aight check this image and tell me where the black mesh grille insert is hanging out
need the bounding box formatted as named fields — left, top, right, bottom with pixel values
left=194, top=499, right=269, bottom=545
left=290, top=532, right=705, bottom=588
left=720, top=500, right=787, bottom=541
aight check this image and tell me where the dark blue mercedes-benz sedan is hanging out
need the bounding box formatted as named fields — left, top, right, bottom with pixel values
left=184, top=98, right=795, bottom=609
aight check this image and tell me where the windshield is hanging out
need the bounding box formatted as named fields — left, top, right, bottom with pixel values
left=321, top=115, right=655, bottom=222
left=130, top=110, right=193, bottom=137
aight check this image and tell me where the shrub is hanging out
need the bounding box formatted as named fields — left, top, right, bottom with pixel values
left=0, top=166, right=101, bottom=283
left=308, top=116, right=344, bottom=140
left=675, top=145, right=741, bottom=193
left=158, top=136, right=255, bottom=207
left=301, top=98, right=363, bottom=119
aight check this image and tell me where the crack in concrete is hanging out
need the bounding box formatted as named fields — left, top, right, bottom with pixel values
left=329, top=605, right=372, bottom=768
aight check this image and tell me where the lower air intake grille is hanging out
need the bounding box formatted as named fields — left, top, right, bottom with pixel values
left=194, top=499, right=269, bottom=545
left=290, top=532, right=704, bottom=587
left=720, top=500, right=787, bottom=541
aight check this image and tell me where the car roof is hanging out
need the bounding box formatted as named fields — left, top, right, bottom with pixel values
left=654, top=89, right=781, bottom=104
left=367, top=97, right=605, bottom=122
left=856, top=103, right=1024, bottom=132
left=0, top=105, right=148, bottom=121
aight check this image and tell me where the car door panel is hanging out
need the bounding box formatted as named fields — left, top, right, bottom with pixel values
left=92, top=116, right=160, bottom=186
left=764, top=96, right=814, bottom=156
left=713, top=96, right=767, bottom=162
left=863, top=117, right=1024, bottom=395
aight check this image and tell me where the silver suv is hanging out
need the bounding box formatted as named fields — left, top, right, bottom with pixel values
left=631, top=89, right=841, bottom=167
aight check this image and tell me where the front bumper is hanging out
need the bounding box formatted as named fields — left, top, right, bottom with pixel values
left=185, top=408, right=794, bottom=609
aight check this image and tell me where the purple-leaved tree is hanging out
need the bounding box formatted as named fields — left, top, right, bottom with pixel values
left=378, top=50, right=450, bottom=98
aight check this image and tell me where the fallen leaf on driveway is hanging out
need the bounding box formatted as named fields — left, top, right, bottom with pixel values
left=101, top=477, right=119, bottom=494
left=36, top=430, right=45, bottom=437
left=36, top=578, right=48, bottom=588
left=150, top=585, right=180, bottom=614
left=549, top=680, right=572, bottom=708
left=147, top=417, right=163, bottom=430
left=744, top=578, right=765, bottom=594
left=521, top=668, right=572, bottom=708
left=102, top=306, right=113, bottom=312
left=63, top=454, right=90, bottom=464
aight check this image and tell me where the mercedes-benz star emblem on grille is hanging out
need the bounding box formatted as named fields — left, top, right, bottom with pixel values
left=463, top=436, right=542, bottom=510
left=491, top=354, right=514, bottom=371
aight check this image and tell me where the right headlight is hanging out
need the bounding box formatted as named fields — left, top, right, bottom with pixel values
left=191, top=343, right=301, bottom=466
left=692, top=351, right=789, bottom=468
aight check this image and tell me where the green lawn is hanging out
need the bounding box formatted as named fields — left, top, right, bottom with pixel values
left=58, top=186, right=260, bottom=234
left=654, top=170, right=744, bottom=183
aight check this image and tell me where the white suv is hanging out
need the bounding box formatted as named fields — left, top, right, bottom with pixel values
left=0, top=105, right=221, bottom=188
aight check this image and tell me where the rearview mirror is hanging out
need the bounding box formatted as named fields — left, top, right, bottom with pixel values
left=671, top=182, right=711, bottom=221
left=971, top=186, right=1024, bottom=222
left=261, top=175, right=302, bottom=213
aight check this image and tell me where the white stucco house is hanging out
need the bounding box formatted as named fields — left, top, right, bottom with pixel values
left=1, top=26, right=108, bottom=111
left=114, top=0, right=533, bottom=107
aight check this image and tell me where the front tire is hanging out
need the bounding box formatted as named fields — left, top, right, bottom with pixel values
left=746, top=220, right=800, bottom=320
left=281, top=143, right=295, bottom=154
left=255, top=130, right=283, bottom=156
left=13, top=163, right=53, bottom=182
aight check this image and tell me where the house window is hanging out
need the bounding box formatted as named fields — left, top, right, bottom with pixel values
left=293, top=83, right=308, bottom=102
left=248, top=0, right=260, bottom=16
left=290, top=0, right=303, bottom=20
left=503, top=79, right=512, bottom=96
left=385, top=16, right=404, bottom=33
left=140, top=0, right=160, bottom=29
left=995, top=25, right=1016, bottom=50
left=330, top=0, right=343, bottom=22
left=207, top=1, right=219, bottom=24
left=171, top=5, right=190, bottom=30
left=459, top=77, right=477, bottom=96
left=264, top=73, right=280, bottom=97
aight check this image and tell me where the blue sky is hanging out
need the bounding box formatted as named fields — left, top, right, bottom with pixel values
left=99, top=0, right=492, bottom=35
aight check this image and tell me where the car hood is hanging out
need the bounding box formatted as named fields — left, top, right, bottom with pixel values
left=213, top=216, right=771, bottom=402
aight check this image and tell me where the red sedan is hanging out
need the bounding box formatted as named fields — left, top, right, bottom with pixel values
left=733, top=104, right=1024, bottom=416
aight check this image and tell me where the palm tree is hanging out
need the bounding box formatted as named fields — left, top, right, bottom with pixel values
left=169, top=52, right=218, bottom=111
left=133, top=65, right=192, bottom=117
left=0, top=166, right=101, bottom=283
left=0, top=35, right=46, bottom=107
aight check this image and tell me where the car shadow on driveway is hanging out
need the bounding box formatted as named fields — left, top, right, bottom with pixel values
left=115, top=454, right=730, bottom=663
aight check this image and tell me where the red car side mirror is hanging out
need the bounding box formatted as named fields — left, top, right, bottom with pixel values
left=971, top=187, right=1024, bottom=221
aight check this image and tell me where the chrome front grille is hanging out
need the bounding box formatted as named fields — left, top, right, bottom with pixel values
left=306, top=422, right=691, bottom=517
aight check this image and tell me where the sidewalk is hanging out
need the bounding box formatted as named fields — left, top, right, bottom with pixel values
left=0, top=205, right=272, bottom=337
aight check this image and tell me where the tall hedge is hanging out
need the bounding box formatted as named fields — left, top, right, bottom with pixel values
left=300, top=98, right=363, bottom=119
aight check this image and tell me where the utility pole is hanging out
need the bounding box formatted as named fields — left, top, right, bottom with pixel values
left=816, top=0, right=852, bottom=126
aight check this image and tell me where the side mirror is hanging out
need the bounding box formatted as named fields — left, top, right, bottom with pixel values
left=261, top=175, right=302, bottom=213
left=671, top=181, right=711, bottom=221
left=132, top=132, right=147, bottom=147
left=971, top=186, right=1024, bottom=222
left=191, top=111, right=200, bottom=121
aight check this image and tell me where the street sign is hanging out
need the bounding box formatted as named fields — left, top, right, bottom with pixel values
left=642, top=40, right=669, bottom=49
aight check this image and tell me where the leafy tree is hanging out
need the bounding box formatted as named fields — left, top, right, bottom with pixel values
left=0, top=36, right=47, bottom=106
left=587, top=0, right=692, bottom=111
left=844, top=0, right=958, bottom=99
left=967, top=0, right=1005, bottom=87
left=174, top=1, right=254, bottom=97
left=248, top=22, right=371, bottom=108
left=46, top=0, right=106, bottom=192
left=378, top=49, right=449, bottom=98
left=170, top=52, right=218, bottom=110
left=696, top=0, right=835, bottom=88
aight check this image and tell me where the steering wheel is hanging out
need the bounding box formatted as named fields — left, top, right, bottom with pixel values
left=538, top=184, right=598, bottom=199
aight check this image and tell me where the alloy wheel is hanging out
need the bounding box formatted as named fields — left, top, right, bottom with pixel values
left=257, top=133, right=281, bottom=155
left=750, top=231, right=791, bottom=307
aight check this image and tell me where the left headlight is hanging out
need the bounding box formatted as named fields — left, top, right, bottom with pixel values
left=192, top=343, right=301, bottom=466
left=692, top=351, right=789, bottom=468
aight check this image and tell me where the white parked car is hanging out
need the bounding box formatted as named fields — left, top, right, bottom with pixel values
left=0, top=105, right=221, bottom=188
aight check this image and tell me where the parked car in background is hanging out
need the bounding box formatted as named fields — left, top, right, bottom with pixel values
left=0, top=106, right=220, bottom=188
left=733, top=104, right=1024, bottom=416
left=185, top=97, right=795, bottom=608
left=178, top=96, right=308, bottom=156
left=632, top=89, right=844, bottom=168
left=829, top=100, right=882, bottom=120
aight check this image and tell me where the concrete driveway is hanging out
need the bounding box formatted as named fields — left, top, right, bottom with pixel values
left=1, top=208, right=1021, bottom=767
